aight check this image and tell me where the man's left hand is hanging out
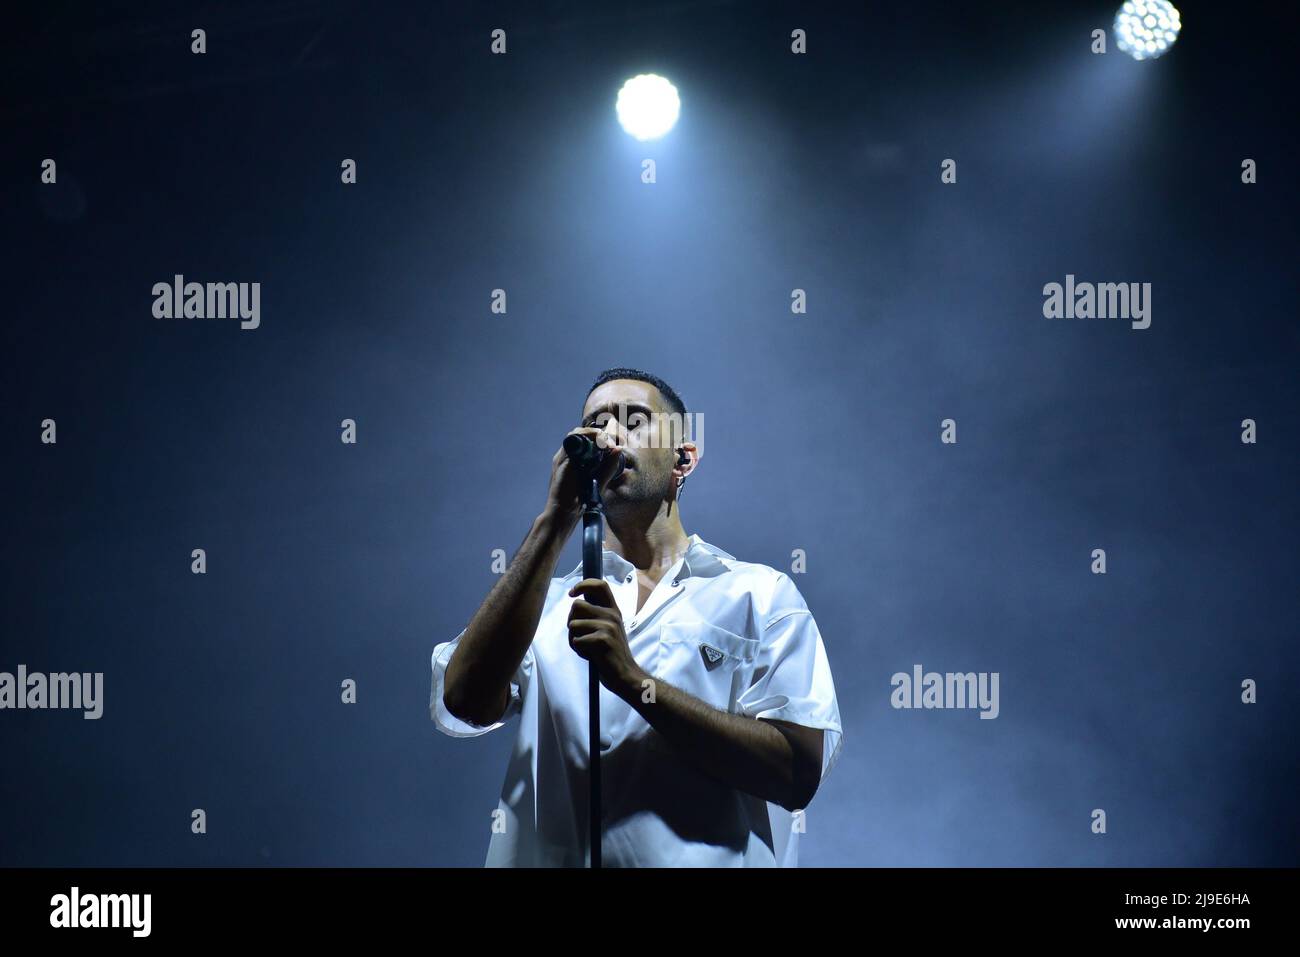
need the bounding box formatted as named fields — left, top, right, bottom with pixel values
left=567, top=578, right=644, bottom=697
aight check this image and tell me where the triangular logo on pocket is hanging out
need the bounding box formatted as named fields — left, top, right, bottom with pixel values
left=700, top=644, right=725, bottom=667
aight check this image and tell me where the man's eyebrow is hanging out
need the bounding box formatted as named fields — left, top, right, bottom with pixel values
left=581, top=402, right=654, bottom=423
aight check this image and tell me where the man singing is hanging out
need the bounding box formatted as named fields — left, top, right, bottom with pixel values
left=431, top=368, right=842, bottom=866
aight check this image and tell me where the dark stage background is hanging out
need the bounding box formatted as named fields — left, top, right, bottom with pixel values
left=2, top=0, right=1296, bottom=866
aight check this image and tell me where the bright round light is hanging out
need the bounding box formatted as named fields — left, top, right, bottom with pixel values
left=615, top=74, right=680, bottom=140
left=1114, top=0, right=1181, bottom=61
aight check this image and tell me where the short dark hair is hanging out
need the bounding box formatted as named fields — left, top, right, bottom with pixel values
left=584, top=367, right=687, bottom=419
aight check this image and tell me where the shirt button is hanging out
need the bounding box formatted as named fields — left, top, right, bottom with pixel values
left=671, top=580, right=680, bottom=587
left=625, top=574, right=632, bottom=582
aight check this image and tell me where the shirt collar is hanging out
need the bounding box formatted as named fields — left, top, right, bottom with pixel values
left=562, top=533, right=734, bottom=583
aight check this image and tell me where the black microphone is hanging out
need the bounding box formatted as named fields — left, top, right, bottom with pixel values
left=563, top=433, right=625, bottom=478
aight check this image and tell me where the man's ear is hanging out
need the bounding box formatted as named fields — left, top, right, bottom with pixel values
left=676, top=441, right=699, bottom=478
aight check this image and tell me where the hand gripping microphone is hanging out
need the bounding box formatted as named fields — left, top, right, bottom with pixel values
left=563, top=433, right=625, bottom=479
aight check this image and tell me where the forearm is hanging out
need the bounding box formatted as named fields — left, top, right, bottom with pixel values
left=616, top=667, right=802, bottom=811
left=444, top=509, right=575, bottom=724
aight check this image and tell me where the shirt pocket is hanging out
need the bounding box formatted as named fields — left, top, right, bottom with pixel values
left=655, top=621, right=761, bottom=714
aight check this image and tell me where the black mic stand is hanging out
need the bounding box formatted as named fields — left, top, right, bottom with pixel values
left=579, top=471, right=605, bottom=869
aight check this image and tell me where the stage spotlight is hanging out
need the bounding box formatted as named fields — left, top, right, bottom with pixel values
left=615, top=74, right=680, bottom=140
left=1114, top=0, right=1182, bottom=61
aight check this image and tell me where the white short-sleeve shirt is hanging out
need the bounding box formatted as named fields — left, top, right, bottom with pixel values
left=430, top=533, right=843, bottom=867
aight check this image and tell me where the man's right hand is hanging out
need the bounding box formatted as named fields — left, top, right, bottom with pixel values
left=544, top=427, right=625, bottom=524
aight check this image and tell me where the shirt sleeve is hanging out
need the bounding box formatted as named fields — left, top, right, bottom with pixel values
left=429, top=627, right=534, bottom=738
left=737, top=573, right=844, bottom=782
